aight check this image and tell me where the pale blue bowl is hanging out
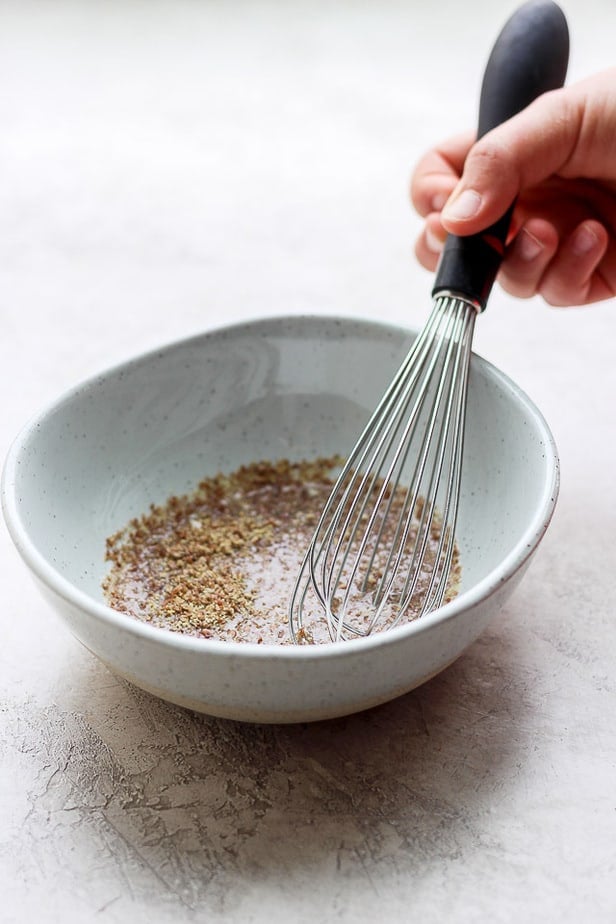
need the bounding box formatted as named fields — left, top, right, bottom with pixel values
left=2, top=315, right=559, bottom=722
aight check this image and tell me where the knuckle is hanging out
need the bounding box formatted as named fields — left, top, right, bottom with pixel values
left=498, top=274, right=536, bottom=300
left=498, top=261, right=540, bottom=300
left=539, top=277, right=577, bottom=307
left=470, top=138, right=511, bottom=173
left=464, top=138, right=520, bottom=203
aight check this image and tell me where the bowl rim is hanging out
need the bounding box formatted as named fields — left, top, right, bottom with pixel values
left=1, top=312, right=560, bottom=661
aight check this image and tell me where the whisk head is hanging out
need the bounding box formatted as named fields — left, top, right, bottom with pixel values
left=289, top=294, right=477, bottom=643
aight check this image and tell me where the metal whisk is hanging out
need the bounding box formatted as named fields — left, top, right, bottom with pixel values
left=290, top=1, right=569, bottom=643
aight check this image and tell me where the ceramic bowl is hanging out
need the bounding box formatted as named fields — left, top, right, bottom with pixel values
left=2, top=315, right=559, bottom=723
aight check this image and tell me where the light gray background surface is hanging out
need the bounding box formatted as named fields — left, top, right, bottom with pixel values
left=1, top=1, right=615, bottom=921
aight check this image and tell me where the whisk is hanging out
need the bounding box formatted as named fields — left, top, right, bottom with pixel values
left=289, top=1, right=569, bottom=643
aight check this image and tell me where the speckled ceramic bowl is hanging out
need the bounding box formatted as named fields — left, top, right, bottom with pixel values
left=2, top=315, right=559, bottom=723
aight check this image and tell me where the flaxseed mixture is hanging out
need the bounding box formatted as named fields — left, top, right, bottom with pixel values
left=103, top=457, right=460, bottom=645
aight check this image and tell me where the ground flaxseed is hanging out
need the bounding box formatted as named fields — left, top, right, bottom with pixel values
left=103, top=457, right=460, bottom=645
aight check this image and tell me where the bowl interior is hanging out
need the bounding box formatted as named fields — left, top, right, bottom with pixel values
left=5, top=315, right=557, bottom=614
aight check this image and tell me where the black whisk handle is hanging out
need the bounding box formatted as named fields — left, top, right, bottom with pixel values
left=432, top=1, right=569, bottom=309
left=477, top=0, right=569, bottom=138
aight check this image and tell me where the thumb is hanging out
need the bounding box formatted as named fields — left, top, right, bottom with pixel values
left=440, top=85, right=582, bottom=234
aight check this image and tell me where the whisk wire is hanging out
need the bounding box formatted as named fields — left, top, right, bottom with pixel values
left=425, top=302, right=475, bottom=613
left=396, top=298, right=475, bottom=622
left=324, top=302, right=459, bottom=638
left=369, top=296, right=465, bottom=603
left=363, top=300, right=460, bottom=594
left=370, top=298, right=459, bottom=629
left=290, top=294, right=477, bottom=643
left=307, top=306, right=448, bottom=638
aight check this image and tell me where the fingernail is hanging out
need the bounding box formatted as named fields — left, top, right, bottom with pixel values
left=425, top=228, right=444, bottom=254
left=443, top=189, right=482, bottom=221
left=517, top=228, right=544, bottom=262
left=572, top=223, right=599, bottom=256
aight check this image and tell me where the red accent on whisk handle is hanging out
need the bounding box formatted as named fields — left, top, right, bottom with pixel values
left=432, top=1, right=569, bottom=310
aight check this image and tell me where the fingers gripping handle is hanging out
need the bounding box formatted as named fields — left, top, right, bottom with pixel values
left=432, top=1, right=570, bottom=309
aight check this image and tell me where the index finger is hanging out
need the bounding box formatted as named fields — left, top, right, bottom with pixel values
left=410, top=131, right=475, bottom=217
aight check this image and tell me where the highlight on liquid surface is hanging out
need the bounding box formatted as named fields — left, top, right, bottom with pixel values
left=103, top=457, right=461, bottom=645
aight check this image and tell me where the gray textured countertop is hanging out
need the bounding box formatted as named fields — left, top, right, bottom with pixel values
left=1, top=1, right=615, bottom=921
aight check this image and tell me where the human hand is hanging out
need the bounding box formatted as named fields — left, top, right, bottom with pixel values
left=411, top=69, right=616, bottom=305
